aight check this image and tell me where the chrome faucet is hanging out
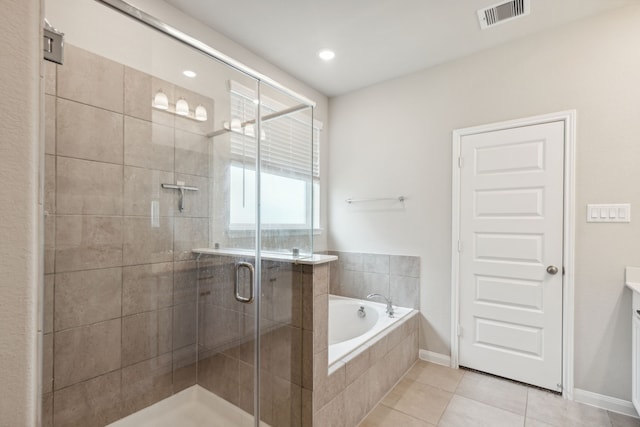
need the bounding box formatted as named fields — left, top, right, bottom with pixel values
left=366, top=293, right=394, bottom=318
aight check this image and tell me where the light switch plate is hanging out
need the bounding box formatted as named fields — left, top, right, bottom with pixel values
left=587, top=203, right=631, bottom=223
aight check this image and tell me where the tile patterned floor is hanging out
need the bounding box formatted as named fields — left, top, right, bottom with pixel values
left=359, top=361, right=640, bottom=427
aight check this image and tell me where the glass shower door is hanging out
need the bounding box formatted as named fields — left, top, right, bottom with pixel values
left=208, top=77, right=315, bottom=426
left=198, top=69, right=261, bottom=427
left=42, top=1, right=314, bottom=426
left=256, top=82, right=315, bottom=426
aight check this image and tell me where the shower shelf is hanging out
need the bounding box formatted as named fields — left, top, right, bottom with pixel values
left=192, top=248, right=337, bottom=265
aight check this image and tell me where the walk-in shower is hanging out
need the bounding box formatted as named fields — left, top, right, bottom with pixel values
left=41, top=0, right=321, bottom=425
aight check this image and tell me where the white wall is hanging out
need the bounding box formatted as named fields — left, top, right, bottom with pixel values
left=328, top=5, right=640, bottom=400
left=0, top=0, right=42, bottom=425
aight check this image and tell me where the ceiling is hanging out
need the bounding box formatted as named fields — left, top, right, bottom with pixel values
left=163, top=0, right=637, bottom=97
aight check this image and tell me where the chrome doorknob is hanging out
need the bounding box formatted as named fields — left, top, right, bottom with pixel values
left=546, top=265, right=559, bottom=275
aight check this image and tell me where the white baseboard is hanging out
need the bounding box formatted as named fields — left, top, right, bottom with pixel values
left=419, top=349, right=451, bottom=367
left=573, top=388, right=639, bottom=418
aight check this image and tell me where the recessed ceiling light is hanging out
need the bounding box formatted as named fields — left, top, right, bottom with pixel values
left=318, top=49, right=335, bottom=61
left=183, top=70, right=197, bottom=78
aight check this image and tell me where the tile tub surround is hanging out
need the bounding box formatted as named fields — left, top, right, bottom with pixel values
left=43, top=45, right=214, bottom=427
left=329, top=251, right=420, bottom=310
left=303, top=263, right=419, bottom=427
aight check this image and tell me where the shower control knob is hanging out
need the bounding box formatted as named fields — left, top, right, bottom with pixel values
left=546, top=265, right=559, bottom=275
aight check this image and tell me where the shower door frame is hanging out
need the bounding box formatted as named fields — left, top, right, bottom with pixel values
left=92, top=1, right=315, bottom=425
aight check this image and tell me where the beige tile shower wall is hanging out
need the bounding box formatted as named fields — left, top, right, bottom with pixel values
left=43, top=44, right=214, bottom=427
left=304, top=262, right=419, bottom=426
left=45, top=0, right=330, bottom=253
left=329, top=251, right=420, bottom=309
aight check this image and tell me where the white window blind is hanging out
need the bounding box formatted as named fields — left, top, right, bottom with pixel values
left=229, top=81, right=320, bottom=178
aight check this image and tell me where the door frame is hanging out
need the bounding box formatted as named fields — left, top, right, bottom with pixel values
left=450, top=110, right=576, bottom=399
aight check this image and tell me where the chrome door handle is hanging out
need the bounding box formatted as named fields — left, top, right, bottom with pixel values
left=546, top=265, right=559, bottom=275
left=234, top=262, right=255, bottom=303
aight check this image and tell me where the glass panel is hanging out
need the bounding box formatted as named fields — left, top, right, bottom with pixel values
left=258, top=260, right=301, bottom=426
left=41, top=1, right=273, bottom=426
left=257, top=82, right=315, bottom=426
left=42, top=2, right=313, bottom=426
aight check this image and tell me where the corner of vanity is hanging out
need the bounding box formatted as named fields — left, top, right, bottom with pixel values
left=625, top=266, right=640, bottom=414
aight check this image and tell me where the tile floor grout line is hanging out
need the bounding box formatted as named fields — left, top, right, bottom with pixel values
left=377, top=402, right=435, bottom=426
left=453, top=372, right=530, bottom=420
left=355, top=359, right=419, bottom=426
left=434, top=389, right=456, bottom=427
left=431, top=369, right=466, bottom=427
left=379, top=400, right=443, bottom=426
left=370, top=360, right=456, bottom=426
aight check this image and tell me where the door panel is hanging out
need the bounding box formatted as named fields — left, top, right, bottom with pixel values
left=475, top=188, right=544, bottom=217
left=475, top=318, right=543, bottom=357
left=475, top=140, right=545, bottom=174
left=458, top=121, right=564, bottom=390
left=474, top=232, right=543, bottom=263
left=475, top=275, right=543, bottom=310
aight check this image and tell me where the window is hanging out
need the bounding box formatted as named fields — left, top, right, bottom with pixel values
left=228, top=82, right=321, bottom=231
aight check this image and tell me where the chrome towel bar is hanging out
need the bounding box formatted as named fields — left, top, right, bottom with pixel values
left=345, top=196, right=405, bottom=204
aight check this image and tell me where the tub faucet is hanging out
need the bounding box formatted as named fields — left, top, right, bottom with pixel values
left=366, top=293, right=394, bottom=318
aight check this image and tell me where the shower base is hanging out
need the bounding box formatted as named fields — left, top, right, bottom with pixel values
left=108, top=385, right=269, bottom=427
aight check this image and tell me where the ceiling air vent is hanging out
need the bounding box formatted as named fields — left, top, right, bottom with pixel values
left=477, top=0, right=530, bottom=29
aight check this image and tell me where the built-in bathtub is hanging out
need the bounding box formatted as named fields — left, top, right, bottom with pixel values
left=328, top=294, right=416, bottom=368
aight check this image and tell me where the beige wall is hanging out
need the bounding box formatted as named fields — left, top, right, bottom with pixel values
left=328, top=5, right=640, bottom=400
left=0, top=0, right=42, bottom=425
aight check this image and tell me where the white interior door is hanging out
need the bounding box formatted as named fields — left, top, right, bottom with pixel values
left=458, top=120, right=564, bottom=391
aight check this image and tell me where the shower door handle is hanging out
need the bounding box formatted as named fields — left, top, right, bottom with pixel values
left=234, top=262, right=255, bottom=304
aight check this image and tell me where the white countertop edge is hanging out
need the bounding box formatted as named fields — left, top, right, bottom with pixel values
left=192, top=248, right=338, bottom=265
left=625, top=266, right=640, bottom=293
